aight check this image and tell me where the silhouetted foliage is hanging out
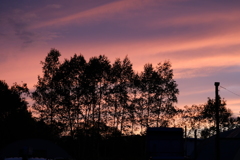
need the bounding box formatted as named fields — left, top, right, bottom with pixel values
left=109, top=56, right=135, bottom=134
left=32, top=49, right=179, bottom=138
left=176, top=96, right=237, bottom=138
left=32, top=49, right=63, bottom=136
left=0, top=80, right=31, bottom=145
left=131, top=61, right=179, bottom=135
left=0, top=80, right=60, bottom=150
left=200, top=97, right=233, bottom=138
left=26, top=49, right=179, bottom=159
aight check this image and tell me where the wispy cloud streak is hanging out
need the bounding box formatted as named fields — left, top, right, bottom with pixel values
left=29, top=0, right=144, bottom=29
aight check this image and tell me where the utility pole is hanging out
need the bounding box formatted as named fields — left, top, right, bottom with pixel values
left=215, top=82, right=220, bottom=160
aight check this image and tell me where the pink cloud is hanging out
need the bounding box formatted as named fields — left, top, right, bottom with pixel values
left=149, top=10, right=240, bottom=28
left=61, top=29, right=240, bottom=70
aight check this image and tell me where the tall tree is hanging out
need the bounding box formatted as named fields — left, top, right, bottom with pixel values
left=136, top=61, right=179, bottom=130
left=85, top=55, right=111, bottom=132
left=153, top=61, right=179, bottom=127
left=32, top=49, right=62, bottom=131
left=138, top=63, right=156, bottom=128
left=54, top=54, right=87, bottom=138
left=110, top=56, right=135, bottom=134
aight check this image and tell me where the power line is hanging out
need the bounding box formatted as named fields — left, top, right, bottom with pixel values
left=220, top=85, right=240, bottom=97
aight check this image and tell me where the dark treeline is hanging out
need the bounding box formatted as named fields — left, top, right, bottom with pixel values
left=0, top=80, right=59, bottom=149
left=32, top=49, right=179, bottom=138
left=1, top=49, right=240, bottom=159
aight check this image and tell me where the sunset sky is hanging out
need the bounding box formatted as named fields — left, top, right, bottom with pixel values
left=1, top=0, right=240, bottom=115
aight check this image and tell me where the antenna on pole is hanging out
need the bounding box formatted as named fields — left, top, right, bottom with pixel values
left=215, top=82, right=220, bottom=160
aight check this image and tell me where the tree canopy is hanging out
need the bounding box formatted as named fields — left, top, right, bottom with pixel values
left=0, top=80, right=59, bottom=149
left=176, top=96, right=236, bottom=138
left=32, top=49, right=179, bottom=137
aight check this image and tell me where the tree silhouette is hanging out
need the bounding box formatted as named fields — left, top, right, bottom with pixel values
left=175, top=97, right=234, bottom=138
left=0, top=80, right=59, bottom=148
left=138, top=63, right=155, bottom=128
left=135, top=61, right=179, bottom=132
left=110, top=56, right=135, bottom=134
left=200, top=97, right=233, bottom=138
left=176, top=105, right=204, bottom=137
left=32, top=49, right=180, bottom=137
left=54, top=54, right=87, bottom=138
left=85, top=55, right=111, bottom=134
left=32, top=49, right=62, bottom=132
left=0, top=80, right=31, bottom=144
left=153, top=61, right=179, bottom=127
